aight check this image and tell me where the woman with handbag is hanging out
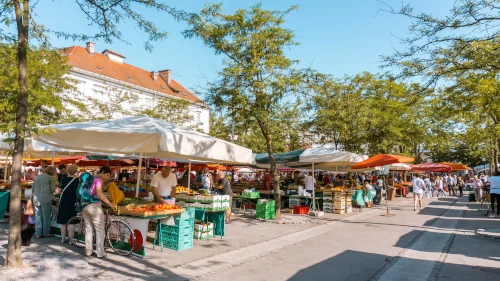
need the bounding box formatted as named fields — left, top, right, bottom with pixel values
left=56, top=164, right=80, bottom=243
left=32, top=166, right=57, bottom=238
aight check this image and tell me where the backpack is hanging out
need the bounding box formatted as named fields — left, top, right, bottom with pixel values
left=202, top=174, right=211, bottom=189
left=75, top=172, right=99, bottom=212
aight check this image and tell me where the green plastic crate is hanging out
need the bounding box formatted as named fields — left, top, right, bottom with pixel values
left=175, top=217, right=194, bottom=227
left=161, top=224, right=194, bottom=235
left=162, top=232, right=193, bottom=243
left=256, top=200, right=275, bottom=212
left=242, top=191, right=260, bottom=199
left=256, top=211, right=275, bottom=220
left=162, top=240, right=193, bottom=251
left=179, top=207, right=196, bottom=219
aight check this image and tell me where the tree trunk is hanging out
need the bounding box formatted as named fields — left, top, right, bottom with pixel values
left=6, top=0, right=29, bottom=268
left=258, top=121, right=281, bottom=219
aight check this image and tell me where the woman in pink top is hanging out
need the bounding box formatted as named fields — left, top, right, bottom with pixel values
left=81, top=166, right=116, bottom=258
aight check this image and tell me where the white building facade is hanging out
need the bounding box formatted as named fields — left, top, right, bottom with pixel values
left=62, top=43, right=209, bottom=133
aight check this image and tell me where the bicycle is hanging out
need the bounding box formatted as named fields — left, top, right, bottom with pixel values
left=432, top=187, right=446, bottom=197
left=480, top=186, right=496, bottom=216
left=67, top=207, right=136, bottom=256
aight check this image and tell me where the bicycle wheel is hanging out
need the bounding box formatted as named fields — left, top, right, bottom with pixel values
left=481, top=199, right=490, bottom=216
left=107, top=220, right=135, bottom=256
left=67, top=215, right=86, bottom=248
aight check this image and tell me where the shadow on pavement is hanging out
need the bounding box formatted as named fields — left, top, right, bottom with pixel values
left=286, top=250, right=500, bottom=281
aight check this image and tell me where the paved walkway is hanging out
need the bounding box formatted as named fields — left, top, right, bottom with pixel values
left=1, top=194, right=499, bottom=281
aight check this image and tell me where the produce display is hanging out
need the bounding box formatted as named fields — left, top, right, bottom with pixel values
left=118, top=197, right=150, bottom=206
left=128, top=203, right=182, bottom=213
left=175, top=186, right=198, bottom=195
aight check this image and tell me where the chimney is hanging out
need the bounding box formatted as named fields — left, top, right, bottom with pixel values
left=159, top=69, right=172, bottom=85
left=86, top=42, right=95, bottom=56
left=151, top=71, right=159, bottom=81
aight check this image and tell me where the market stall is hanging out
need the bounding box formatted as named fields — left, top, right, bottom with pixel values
left=32, top=116, right=253, bottom=254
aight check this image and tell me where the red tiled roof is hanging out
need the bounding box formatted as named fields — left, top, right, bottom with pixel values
left=60, top=46, right=202, bottom=102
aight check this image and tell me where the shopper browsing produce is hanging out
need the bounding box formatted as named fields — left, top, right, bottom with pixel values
left=151, top=166, right=178, bottom=203
left=215, top=171, right=233, bottom=224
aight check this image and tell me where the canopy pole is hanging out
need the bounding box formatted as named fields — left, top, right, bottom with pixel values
left=187, top=160, right=192, bottom=190
left=51, top=151, right=55, bottom=166
left=135, top=153, right=143, bottom=198
left=3, top=162, right=7, bottom=182
left=311, top=162, right=318, bottom=212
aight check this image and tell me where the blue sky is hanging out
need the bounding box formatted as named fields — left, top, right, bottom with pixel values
left=33, top=0, right=454, bottom=92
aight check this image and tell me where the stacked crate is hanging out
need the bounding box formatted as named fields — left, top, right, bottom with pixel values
left=256, top=199, right=275, bottom=220
left=323, top=192, right=333, bottom=213
left=345, top=192, right=353, bottom=213
left=334, top=191, right=346, bottom=214
left=193, top=221, right=214, bottom=240
left=160, top=207, right=195, bottom=251
left=288, top=197, right=301, bottom=208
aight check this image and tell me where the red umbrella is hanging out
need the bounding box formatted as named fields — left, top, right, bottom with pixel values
left=411, top=162, right=452, bottom=173
left=75, top=159, right=135, bottom=167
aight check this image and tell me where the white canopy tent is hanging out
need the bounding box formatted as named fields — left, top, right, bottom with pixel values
left=255, top=148, right=368, bottom=212
left=33, top=115, right=254, bottom=196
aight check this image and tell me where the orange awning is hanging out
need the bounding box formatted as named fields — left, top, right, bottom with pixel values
left=440, top=162, right=472, bottom=171
left=351, top=154, right=414, bottom=169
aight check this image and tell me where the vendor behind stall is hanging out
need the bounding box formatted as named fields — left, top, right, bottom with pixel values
left=118, top=169, right=130, bottom=181
left=151, top=166, right=177, bottom=203
left=263, top=170, right=272, bottom=190
left=178, top=171, right=190, bottom=188
left=215, top=171, right=233, bottom=224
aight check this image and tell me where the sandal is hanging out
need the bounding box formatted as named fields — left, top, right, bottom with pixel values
left=35, top=236, right=42, bottom=239
left=45, top=234, right=54, bottom=237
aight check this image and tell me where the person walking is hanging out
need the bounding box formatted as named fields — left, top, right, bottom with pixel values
left=447, top=174, right=456, bottom=196
left=81, top=166, right=116, bottom=258
left=488, top=172, right=500, bottom=218
left=457, top=176, right=465, bottom=197
left=423, top=175, right=432, bottom=198
left=56, top=164, right=80, bottom=243
left=473, top=175, right=484, bottom=203
left=411, top=174, right=426, bottom=211
left=32, top=166, right=57, bottom=238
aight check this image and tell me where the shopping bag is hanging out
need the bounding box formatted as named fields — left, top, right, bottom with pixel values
left=25, top=199, right=34, bottom=216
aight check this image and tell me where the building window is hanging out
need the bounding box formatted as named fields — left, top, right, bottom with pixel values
left=195, top=111, right=201, bottom=124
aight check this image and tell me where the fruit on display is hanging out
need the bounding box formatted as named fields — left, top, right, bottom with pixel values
left=128, top=204, right=182, bottom=213
left=176, top=186, right=189, bottom=193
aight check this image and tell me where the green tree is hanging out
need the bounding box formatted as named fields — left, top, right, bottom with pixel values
left=0, top=44, right=82, bottom=131
left=309, top=72, right=431, bottom=159
left=382, top=0, right=500, bottom=172
left=0, top=0, right=194, bottom=267
left=184, top=4, right=311, bottom=218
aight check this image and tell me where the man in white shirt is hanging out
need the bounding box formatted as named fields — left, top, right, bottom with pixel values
left=411, top=174, right=426, bottom=211
left=305, top=172, right=316, bottom=194
left=151, top=166, right=178, bottom=203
